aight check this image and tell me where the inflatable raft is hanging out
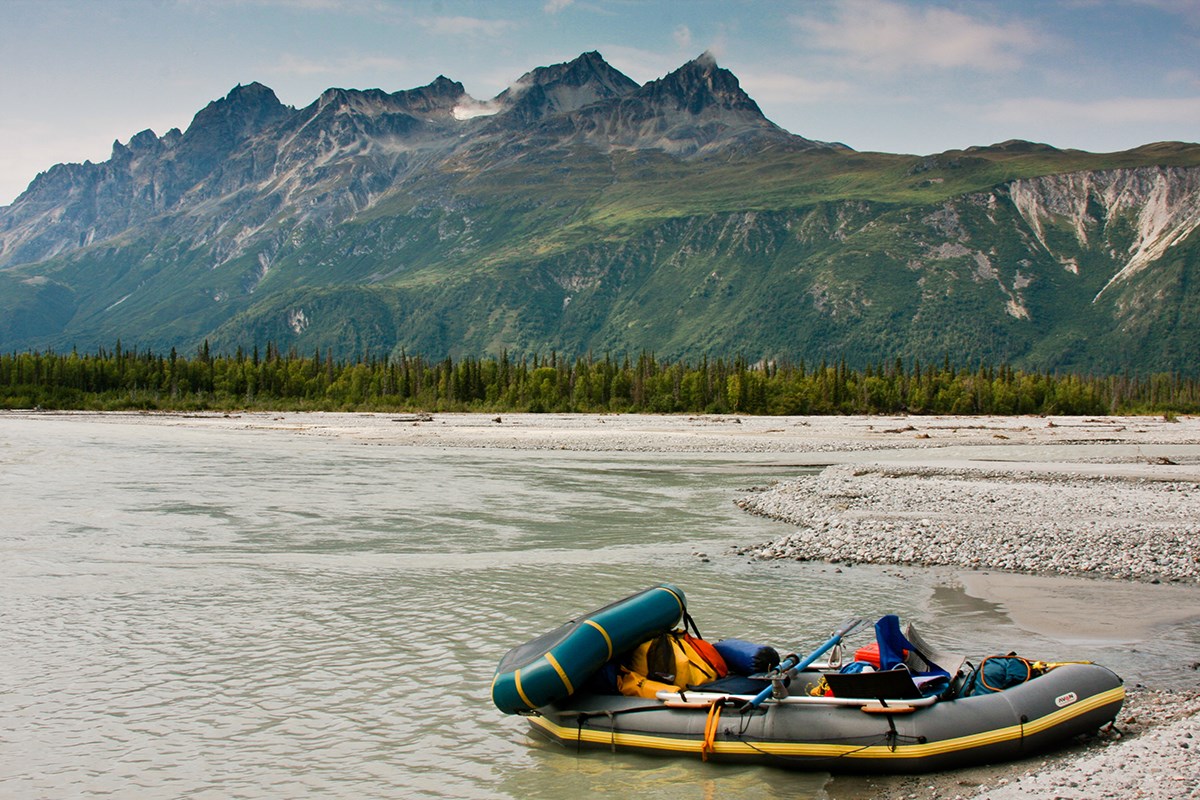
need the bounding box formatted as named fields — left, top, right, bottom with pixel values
left=525, top=663, right=1123, bottom=772
left=491, top=583, right=686, bottom=714
left=492, top=585, right=1125, bottom=773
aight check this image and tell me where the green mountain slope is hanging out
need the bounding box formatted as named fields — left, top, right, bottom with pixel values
left=2, top=52, right=1199, bottom=374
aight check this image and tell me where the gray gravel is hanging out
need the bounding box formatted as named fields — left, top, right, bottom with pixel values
left=737, top=463, right=1200, bottom=799
left=734, top=464, right=1200, bottom=583
left=844, top=689, right=1200, bottom=800
left=971, top=689, right=1200, bottom=800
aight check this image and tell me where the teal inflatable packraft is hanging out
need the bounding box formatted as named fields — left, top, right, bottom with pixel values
left=492, top=583, right=686, bottom=714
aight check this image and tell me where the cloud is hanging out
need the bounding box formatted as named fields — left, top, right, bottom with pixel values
left=981, top=95, right=1200, bottom=129
left=673, top=24, right=692, bottom=49
left=415, top=15, right=519, bottom=38
left=974, top=95, right=1200, bottom=145
left=736, top=69, right=854, bottom=105
left=791, top=0, right=1044, bottom=73
left=270, top=53, right=410, bottom=78
left=543, top=0, right=573, bottom=13
left=452, top=98, right=501, bottom=120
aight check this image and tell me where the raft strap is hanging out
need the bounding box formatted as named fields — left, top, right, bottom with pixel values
left=861, top=703, right=916, bottom=714
left=701, top=700, right=723, bottom=761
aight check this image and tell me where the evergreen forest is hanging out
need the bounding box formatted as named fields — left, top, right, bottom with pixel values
left=2, top=344, right=1198, bottom=416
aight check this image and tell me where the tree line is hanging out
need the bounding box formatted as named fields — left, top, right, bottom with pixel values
left=1, top=342, right=1198, bottom=415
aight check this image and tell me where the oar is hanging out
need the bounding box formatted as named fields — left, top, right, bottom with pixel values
left=743, top=617, right=865, bottom=711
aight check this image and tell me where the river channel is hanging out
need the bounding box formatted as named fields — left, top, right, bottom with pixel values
left=2, top=414, right=1197, bottom=799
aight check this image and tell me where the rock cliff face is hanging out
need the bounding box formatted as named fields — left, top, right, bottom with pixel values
left=490, top=50, right=640, bottom=125
left=1005, top=167, right=1200, bottom=299
left=1, top=52, right=1198, bottom=372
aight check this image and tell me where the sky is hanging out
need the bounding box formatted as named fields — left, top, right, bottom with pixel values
left=1, top=0, right=1198, bottom=206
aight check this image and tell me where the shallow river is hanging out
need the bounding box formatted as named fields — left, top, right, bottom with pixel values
left=2, top=415, right=1197, bottom=799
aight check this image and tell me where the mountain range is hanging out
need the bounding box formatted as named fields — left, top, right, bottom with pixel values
left=2, top=51, right=1199, bottom=373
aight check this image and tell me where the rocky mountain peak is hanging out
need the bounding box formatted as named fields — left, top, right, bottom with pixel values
left=517, top=50, right=637, bottom=93
left=390, top=75, right=467, bottom=116
left=110, top=128, right=168, bottom=163
left=316, top=86, right=352, bottom=107
left=536, top=50, right=802, bottom=157
left=314, top=86, right=402, bottom=114
left=643, top=51, right=763, bottom=117
left=184, top=82, right=290, bottom=142
left=177, top=82, right=292, bottom=180
left=306, top=78, right=466, bottom=121
left=495, top=51, right=639, bottom=123
left=128, top=128, right=162, bottom=152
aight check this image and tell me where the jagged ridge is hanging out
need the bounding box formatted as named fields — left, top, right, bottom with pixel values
left=0, top=51, right=809, bottom=270
left=1, top=52, right=1199, bottom=374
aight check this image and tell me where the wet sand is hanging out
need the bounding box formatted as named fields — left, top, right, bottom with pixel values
left=955, top=571, right=1200, bottom=642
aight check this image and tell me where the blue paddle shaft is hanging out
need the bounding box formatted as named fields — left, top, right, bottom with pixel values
left=745, top=620, right=862, bottom=709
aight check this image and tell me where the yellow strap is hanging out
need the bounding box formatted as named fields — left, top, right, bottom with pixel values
left=545, top=653, right=574, bottom=695
left=657, top=585, right=686, bottom=616
left=583, top=619, right=614, bottom=660
left=513, top=669, right=534, bottom=710
left=702, top=700, right=723, bottom=761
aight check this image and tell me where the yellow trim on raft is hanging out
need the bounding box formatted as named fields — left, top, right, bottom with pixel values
left=513, top=670, right=535, bottom=710
left=528, top=686, right=1124, bottom=761
left=656, top=585, right=686, bottom=616
left=583, top=620, right=614, bottom=660
left=545, top=653, right=574, bottom=695
left=1018, top=685, right=1125, bottom=739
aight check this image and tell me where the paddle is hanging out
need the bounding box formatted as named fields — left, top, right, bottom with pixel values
left=742, top=617, right=866, bottom=711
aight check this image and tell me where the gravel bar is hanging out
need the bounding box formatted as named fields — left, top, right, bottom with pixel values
left=734, top=464, right=1200, bottom=583
left=838, top=688, right=1200, bottom=800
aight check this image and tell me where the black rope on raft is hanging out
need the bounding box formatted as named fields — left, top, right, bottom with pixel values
left=560, top=704, right=678, bottom=753
left=573, top=713, right=585, bottom=754
left=557, top=704, right=680, bottom=721
left=568, top=709, right=621, bottom=753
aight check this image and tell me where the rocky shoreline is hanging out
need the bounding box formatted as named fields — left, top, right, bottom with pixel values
left=718, top=427, right=1200, bottom=798
left=733, top=464, right=1200, bottom=583
left=11, top=410, right=1200, bottom=459
left=834, top=688, right=1200, bottom=800
left=975, top=686, right=1200, bottom=800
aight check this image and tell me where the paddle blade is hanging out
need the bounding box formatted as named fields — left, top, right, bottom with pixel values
left=835, top=618, right=866, bottom=640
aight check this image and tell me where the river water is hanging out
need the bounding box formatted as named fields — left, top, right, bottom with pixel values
left=2, top=415, right=1197, bottom=799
